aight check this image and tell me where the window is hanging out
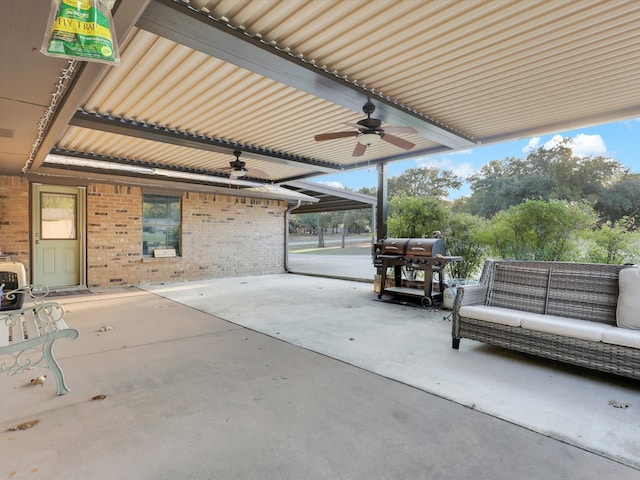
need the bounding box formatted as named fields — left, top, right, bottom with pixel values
left=40, top=192, right=77, bottom=239
left=142, top=194, right=181, bottom=256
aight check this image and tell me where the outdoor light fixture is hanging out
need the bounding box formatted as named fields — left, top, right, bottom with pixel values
left=357, top=132, right=382, bottom=146
left=230, top=168, right=245, bottom=178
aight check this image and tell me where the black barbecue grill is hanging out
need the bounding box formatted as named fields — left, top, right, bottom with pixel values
left=374, top=237, right=461, bottom=306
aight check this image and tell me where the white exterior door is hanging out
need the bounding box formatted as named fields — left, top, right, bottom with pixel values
left=32, top=184, right=85, bottom=288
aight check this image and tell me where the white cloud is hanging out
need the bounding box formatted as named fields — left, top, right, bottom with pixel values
left=542, top=134, right=566, bottom=150
left=523, top=137, right=540, bottom=153
left=415, top=156, right=476, bottom=179
left=542, top=133, right=607, bottom=157
left=316, top=180, right=346, bottom=189
left=573, top=133, right=607, bottom=156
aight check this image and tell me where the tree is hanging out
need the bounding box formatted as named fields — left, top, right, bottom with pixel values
left=583, top=217, right=640, bottom=264
left=358, top=186, right=377, bottom=196
left=482, top=199, right=597, bottom=261
left=465, top=157, right=551, bottom=217
left=316, top=212, right=332, bottom=247
left=594, top=174, right=640, bottom=227
left=341, top=208, right=372, bottom=235
left=466, top=140, right=628, bottom=218
left=441, top=212, right=489, bottom=280
left=388, top=167, right=462, bottom=198
left=289, top=213, right=318, bottom=234
left=387, top=195, right=447, bottom=238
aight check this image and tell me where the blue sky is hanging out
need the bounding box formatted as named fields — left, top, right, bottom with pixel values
left=311, top=118, right=640, bottom=199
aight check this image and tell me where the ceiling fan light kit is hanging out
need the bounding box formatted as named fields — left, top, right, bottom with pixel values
left=230, top=168, right=245, bottom=178
left=357, top=132, right=381, bottom=146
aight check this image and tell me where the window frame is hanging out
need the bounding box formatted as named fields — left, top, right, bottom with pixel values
left=142, top=193, right=182, bottom=257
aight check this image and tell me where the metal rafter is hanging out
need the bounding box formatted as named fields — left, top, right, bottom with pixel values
left=68, top=110, right=341, bottom=174
left=47, top=146, right=334, bottom=185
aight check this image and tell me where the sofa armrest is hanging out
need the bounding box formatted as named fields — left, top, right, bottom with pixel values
left=455, top=283, right=488, bottom=308
left=451, top=283, right=488, bottom=341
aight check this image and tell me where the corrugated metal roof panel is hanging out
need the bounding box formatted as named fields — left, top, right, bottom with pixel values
left=198, top=0, right=640, bottom=138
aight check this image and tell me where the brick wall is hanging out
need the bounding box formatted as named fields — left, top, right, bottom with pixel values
left=87, top=184, right=144, bottom=287
left=1, top=175, right=287, bottom=287
left=0, top=176, right=30, bottom=277
left=87, top=184, right=287, bottom=287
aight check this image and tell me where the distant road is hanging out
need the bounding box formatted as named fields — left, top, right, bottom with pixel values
left=289, top=233, right=372, bottom=252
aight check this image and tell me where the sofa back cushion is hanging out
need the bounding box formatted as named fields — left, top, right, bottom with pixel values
left=488, top=264, right=550, bottom=314
left=616, top=266, right=640, bottom=329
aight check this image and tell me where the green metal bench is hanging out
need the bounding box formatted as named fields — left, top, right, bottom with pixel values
left=1, top=284, right=79, bottom=395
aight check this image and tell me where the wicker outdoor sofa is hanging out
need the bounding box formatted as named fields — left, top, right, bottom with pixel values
left=452, top=260, right=640, bottom=380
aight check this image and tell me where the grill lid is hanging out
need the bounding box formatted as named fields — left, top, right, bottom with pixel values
left=405, top=238, right=446, bottom=258
left=380, top=238, right=411, bottom=256
left=379, top=238, right=446, bottom=257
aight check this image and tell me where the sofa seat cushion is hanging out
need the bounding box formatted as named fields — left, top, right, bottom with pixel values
left=616, top=266, right=640, bottom=330
left=520, top=314, right=615, bottom=342
left=602, top=329, right=640, bottom=349
left=458, top=306, right=522, bottom=326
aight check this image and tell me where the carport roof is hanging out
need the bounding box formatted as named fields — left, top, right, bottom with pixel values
left=2, top=0, right=640, bottom=197
left=283, top=181, right=376, bottom=214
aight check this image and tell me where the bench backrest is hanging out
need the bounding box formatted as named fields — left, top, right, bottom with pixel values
left=0, top=303, right=67, bottom=348
left=484, top=260, right=628, bottom=325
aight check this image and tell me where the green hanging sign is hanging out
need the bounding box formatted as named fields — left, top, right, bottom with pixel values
left=41, top=0, right=120, bottom=65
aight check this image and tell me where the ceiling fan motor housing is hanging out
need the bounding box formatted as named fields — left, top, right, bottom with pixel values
left=357, top=117, right=382, bottom=130
left=230, top=159, right=246, bottom=170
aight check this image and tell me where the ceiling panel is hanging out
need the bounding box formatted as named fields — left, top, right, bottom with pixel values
left=194, top=0, right=640, bottom=142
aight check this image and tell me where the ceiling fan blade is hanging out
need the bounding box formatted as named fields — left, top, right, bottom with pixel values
left=352, top=142, right=367, bottom=157
left=382, top=134, right=416, bottom=150
left=383, top=126, right=418, bottom=135
left=315, top=131, right=359, bottom=141
left=245, top=167, right=270, bottom=178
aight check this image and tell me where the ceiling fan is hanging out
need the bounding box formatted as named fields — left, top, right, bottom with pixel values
left=314, top=100, right=418, bottom=157
left=222, top=150, right=268, bottom=179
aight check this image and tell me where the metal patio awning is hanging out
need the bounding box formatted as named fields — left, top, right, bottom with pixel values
left=283, top=181, right=376, bottom=214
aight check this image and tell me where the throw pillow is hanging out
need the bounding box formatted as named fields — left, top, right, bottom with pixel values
left=617, top=266, right=640, bottom=329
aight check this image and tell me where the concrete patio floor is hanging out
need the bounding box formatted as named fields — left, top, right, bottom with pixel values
left=1, top=273, right=639, bottom=479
